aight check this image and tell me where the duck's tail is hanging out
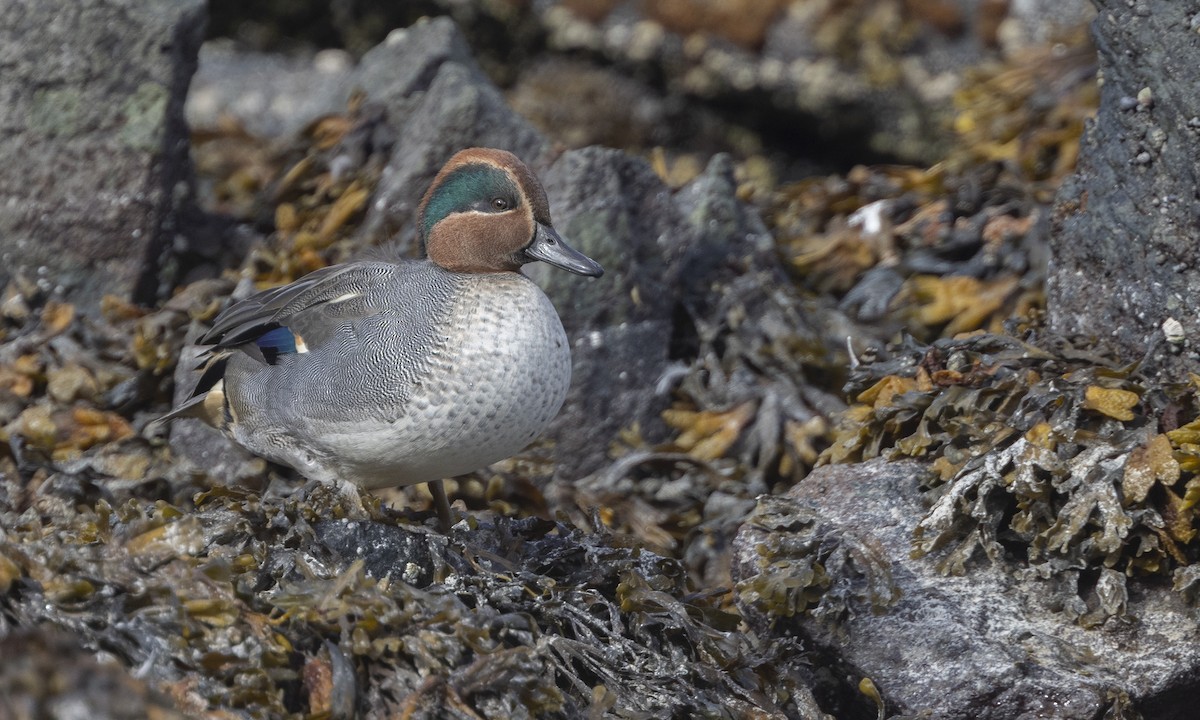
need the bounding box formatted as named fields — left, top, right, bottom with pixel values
left=151, top=354, right=231, bottom=431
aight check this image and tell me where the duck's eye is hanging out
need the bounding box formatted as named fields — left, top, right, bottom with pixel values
left=491, top=197, right=510, bottom=211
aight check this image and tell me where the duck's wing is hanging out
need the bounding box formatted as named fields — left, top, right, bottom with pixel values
left=201, top=261, right=405, bottom=352
left=158, top=261, right=428, bottom=425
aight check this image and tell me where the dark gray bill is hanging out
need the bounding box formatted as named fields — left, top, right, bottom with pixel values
left=525, top=223, right=604, bottom=277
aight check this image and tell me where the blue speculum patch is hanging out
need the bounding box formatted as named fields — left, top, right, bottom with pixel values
left=256, top=326, right=298, bottom=356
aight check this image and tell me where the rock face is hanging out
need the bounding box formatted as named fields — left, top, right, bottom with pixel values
left=534, top=149, right=819, bottom=479
left=733, top=459, right=1200, bottom=719
left=0, top=0, right=205, bottom=310
left=1050, top=2, right=1200, bottom=378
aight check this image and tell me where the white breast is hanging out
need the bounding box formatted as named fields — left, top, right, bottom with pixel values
left=328, top=273, right=571, bottom=488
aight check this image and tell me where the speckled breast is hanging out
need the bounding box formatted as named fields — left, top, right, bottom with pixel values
left=340, top=272, right=571, bottom=488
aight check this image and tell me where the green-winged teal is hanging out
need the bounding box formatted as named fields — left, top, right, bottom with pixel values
left=161, top=148, right=603, bottom=524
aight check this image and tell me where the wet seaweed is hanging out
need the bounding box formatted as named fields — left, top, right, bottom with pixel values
left=821, top=332, right=1200, bottom=624
left=1, top=476, right=832, bottom=717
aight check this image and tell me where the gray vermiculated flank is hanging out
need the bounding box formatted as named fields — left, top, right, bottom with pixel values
left=222, top=261, right=572, bottom=489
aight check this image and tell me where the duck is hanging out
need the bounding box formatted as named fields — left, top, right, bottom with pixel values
left=159, top=147, right=603, bottom=526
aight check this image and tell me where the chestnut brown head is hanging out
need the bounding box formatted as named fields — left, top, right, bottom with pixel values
left=417, top=148, right=603, bottom=277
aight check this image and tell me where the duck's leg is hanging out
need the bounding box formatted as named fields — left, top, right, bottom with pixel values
left=428, top=479, right=454, bottom=531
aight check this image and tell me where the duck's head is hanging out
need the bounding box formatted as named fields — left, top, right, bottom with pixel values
left=417, top=148, right=603, bottom=277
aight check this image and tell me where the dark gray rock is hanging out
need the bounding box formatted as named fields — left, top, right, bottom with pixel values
left=671, top=152, right=778, bottom=314
left=0, top=0, right=205, bottom=311
left=313, top=518, right=447, bottom=587
left=733, top=459, right=1200, bottom=719
left=187, top=42, right=355, bottom=138
left=1050, top=1, right=1200, bottom=378
left=535, top=148, right=690, bottom=335
left=352, top=17, right=489, bottom=113
left=538, top=150, right=853, bottom=481
left=530, top=147, right=690, bottom=477
left=188, top=17, right=481, bottom=139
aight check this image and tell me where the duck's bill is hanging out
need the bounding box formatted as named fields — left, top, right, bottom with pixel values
left=525, top=223, right=604, bottom=277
